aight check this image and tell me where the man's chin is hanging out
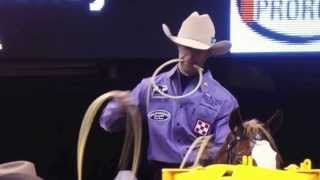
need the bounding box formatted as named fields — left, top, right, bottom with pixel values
left=181, top=61, right=195, bottom=68
left=178, top=63, right=197, bottom=76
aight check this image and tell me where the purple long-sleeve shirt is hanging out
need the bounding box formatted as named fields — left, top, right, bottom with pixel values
left=100, top=65, right=238, bottom=163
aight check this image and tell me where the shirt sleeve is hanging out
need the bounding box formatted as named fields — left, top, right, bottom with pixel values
left=207, top=95, right=239, bottom=159
left=99, top=79, right=148, bottom=132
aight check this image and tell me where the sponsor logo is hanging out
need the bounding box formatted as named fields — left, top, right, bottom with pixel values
left=236, top=0, right=320, bottom=43
left=194, top=119, right=211, bottom=136
left=148, top=110, right=171, bottom=121
left=152, top=85, right=168, bottom=98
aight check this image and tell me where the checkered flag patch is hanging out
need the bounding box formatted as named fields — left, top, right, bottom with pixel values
left=194, top=119, right=210, bottom=136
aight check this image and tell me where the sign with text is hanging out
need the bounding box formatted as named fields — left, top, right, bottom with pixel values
left=230, top=0, right=320, bottom=53
left=0, top=0, right=105, bottom=11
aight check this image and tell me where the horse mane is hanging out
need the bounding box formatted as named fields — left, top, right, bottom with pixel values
left=242, top=119, right=283, bottom=163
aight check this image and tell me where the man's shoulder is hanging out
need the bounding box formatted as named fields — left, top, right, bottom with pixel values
left=134, top=71, right=168, bottom=90
left=141, top=71, right=169, bottom=84
left=206, top=76, right=237, bottom=105
left=205, top=76, right=238, bottom=117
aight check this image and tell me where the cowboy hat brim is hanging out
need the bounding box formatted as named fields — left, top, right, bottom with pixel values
left=0, top=173, right=42, bottom=180
left=0, top=161, right=37, bottom=176
left=162, top=24, right=231, bottom=56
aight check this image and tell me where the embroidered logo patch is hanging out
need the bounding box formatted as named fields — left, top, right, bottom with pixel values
left=194, top=120, right=210, bottom=136
left=203, top=93, right=214, bottom=106
left=152, top=85, right=168, bottom=98
left=148, top=110, right=171, bottom=121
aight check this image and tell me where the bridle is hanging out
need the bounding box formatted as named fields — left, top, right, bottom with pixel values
left=226, top=131, right=264, bottom=164
left=226, top=134, right=241, bottom=164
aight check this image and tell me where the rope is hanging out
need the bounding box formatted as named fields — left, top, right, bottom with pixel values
left=77, top=91, right=142, bottom=180
left=179, top=135, right=213, bottom=169
left=151, top=59, right=203, bottom=99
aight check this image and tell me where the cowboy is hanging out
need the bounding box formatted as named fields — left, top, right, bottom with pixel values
left=99, top=12, right=239, bottom=180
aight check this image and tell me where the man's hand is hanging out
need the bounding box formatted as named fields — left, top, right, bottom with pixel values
left=111, top=90, right=135, bottom=107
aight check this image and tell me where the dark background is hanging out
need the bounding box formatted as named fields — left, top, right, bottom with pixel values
left=0, top=0, right=320, bottom=179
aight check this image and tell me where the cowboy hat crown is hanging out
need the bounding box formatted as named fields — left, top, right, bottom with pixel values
left=162, top=11, right=231, bottom=55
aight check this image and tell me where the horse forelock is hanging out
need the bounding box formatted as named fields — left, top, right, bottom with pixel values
left=242, top=119, right=263, bottom=136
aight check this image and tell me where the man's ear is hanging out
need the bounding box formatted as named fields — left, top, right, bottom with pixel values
left=229, top=107, right=243, bottom=132
left=266, top=109, right=283, bottom=135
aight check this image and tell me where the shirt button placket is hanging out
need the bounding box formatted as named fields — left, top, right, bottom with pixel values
left=176, top=103, right=183, bottom=143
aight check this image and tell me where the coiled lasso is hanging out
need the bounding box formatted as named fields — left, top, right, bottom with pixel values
left=151, top=59, right=203, bottom=99
left=77, top=91, right=142, bottom=180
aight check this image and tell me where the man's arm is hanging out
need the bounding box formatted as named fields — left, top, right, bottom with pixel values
left=99, top=79, right=147, bottom=132
left=207, top=96, right=239, bottom=159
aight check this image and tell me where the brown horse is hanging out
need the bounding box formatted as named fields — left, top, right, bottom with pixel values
left=212, top=108, right=284, bottom=169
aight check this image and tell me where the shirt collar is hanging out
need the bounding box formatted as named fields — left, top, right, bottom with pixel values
left=165, top=64, right=213, bottom=84
left=166, top=65, right=179, bottom=79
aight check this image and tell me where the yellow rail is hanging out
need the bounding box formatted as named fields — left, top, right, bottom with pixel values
left=162, top=158, right=320, bottom=180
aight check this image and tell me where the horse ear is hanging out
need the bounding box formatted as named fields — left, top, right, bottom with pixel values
left=266, top=109, right=283, bottom=135
left=229, top=107, right=243, bottom=132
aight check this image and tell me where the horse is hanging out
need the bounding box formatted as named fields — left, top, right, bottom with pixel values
left=211, top=108, right=284, bottom=169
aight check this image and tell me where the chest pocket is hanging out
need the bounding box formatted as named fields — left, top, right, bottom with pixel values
left=193, top=94, right=220, bottom=126
left=188, top=99, right=218, bottom=136
left=196, top=102, right=217, bottom=121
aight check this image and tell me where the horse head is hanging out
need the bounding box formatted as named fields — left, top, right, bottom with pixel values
left=214, top=108, right=283, bottom=169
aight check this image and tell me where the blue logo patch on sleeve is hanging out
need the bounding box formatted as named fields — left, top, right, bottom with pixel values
left=148, top=110, right=171, bottom=121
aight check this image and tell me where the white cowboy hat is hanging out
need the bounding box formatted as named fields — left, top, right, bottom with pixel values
left=162, top=11, right=231, bottom=56
left=0, top=161, right=42, bottom=180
